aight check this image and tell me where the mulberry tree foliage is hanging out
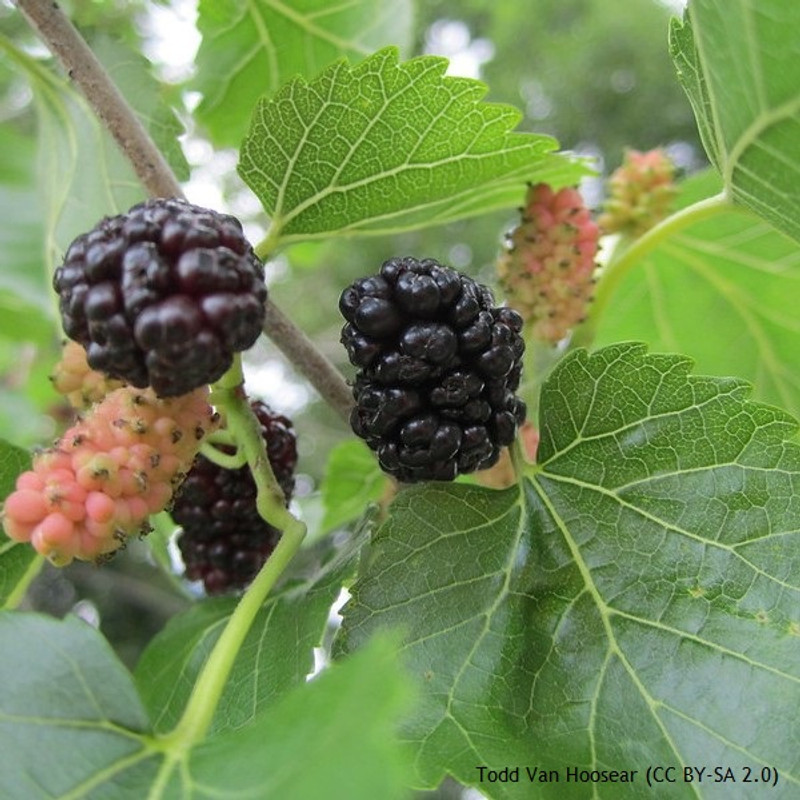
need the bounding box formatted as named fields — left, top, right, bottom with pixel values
left=0, top=1, right=799, bottom=799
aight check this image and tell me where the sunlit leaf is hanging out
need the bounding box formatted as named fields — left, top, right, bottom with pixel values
left=337, top=343, right=800, bottom=798
left=671, top=0, right=800, bottom=243
left=239, top=47, right=589, bottom=245
left=594, top=170, right=800, bottom=420
left=195, top=0, right=414, bottom=148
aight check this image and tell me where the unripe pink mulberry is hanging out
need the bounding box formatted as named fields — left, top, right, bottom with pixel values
left=598, top=148, right=676, bottom=236
left=1, top=386, right=217, bottom=565
left=497, top=183, right=599, bottom=343
left=51, top=340, right=125, bottom=409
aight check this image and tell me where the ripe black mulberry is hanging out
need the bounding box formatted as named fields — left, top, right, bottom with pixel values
left=340, top=257, right=526, bottom=482
left=53, top=198, right=267, bottom=397
left=172, top=401, right=297, bottom=595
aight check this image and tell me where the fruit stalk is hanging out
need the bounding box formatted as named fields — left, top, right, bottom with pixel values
left=161, top=359, right=307, bottom=743
left=210, top=356, right=300, bottom=534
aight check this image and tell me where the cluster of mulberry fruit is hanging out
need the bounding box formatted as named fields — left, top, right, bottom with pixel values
left=2, top=386, right=216, bottom=565
left=597, top=148, right=676, bottom=236
left=172, top=401, right=298, bottom=595
left=497, top=183, right=600, bottom=344
left=340, top=257, right=526, bottom=482
left=53, top=197, right=267, bottom=398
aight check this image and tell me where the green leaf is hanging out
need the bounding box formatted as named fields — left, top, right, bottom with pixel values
left=336, top=343, right=800, bottom=798
left=181, top=634, right=414, bottom=799
left=320, top=440, right=388, bottom=532
left=0, top=440, right=41, bottom=609
left=0, top=612, right=157, bottom=800
left=135, top=535, right=357, bottom=734
left=0, top=122, right=55, bottom=330
left=594, top=170, right=800, bottom=421
left=194, top=0, right=414, bottom=149
left=239, top=47, right=590, bottom=246
left=0, top=615, right=412, bottom=798
left=6, top=44, right=146, bottom=275
left=670, top=0, right=800, bottom=243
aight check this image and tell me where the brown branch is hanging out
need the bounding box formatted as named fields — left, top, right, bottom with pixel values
left=15, top=0, right=354, bottom=424
left=263, top=301, right=354, bottom=423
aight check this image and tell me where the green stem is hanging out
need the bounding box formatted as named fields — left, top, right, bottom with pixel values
left=199, top=441, right=247, bottom=469
left=205, top=428, right=236, bottom=447
left=161, top=356, right=307, bottom=750
left=254, top=222, right=282, bottom=261
left=163, top=516, right=305, bottom=748
left=572, top=192, right=731, bottom=349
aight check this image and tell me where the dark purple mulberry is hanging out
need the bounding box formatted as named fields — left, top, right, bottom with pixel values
left=340, top=257, right=526, bottom=482
left=53, top=198, right=267, bottom=397
left=173, top=401, right=297, bottom=595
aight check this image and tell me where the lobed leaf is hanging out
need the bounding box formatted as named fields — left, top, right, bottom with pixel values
left=594, top=170, right=800, bottom=421
left=336, top=342, right=800, bottom=798
left=194, top=0, right=414, bottom=148
left=180, top=635, right=414, bottom=800
left=670, top=0, right=800, bottom=243
left=0, top=614, right=412, bottom=799
left=239, top=47, right=590, bottom=245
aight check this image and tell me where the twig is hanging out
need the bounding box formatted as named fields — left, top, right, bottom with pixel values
left=16, top=0, right=354, bottom=424
left=263, top=301, right=354, bottom=424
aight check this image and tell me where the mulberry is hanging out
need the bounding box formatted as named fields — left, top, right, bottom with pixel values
left=598, top=148, right=676, bottom=236
left=497, top=183, right=599, bottom=343
left=173, top=401, right=297, bottom=595
left=53, top=198, right=267, bottom=397
left=2, top=386, right=216, bottom=565
left=340, top=257, right=526, bottom=482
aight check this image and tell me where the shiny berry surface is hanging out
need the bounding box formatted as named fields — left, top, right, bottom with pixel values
left=340, top=257, right=526, bottom=482
left=54, top=198, right=267, bottom=397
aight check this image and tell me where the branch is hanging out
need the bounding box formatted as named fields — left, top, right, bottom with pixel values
left=16, top=0, right=354, bottom=425
left=264, top=301, right=354, bottom=424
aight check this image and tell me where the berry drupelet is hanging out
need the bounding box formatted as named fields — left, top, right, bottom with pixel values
left=340, top=257, right=526, bottom=482
left=172, top=401, right=298, bottom=595
left=53, top=198, right=267, bottom=397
